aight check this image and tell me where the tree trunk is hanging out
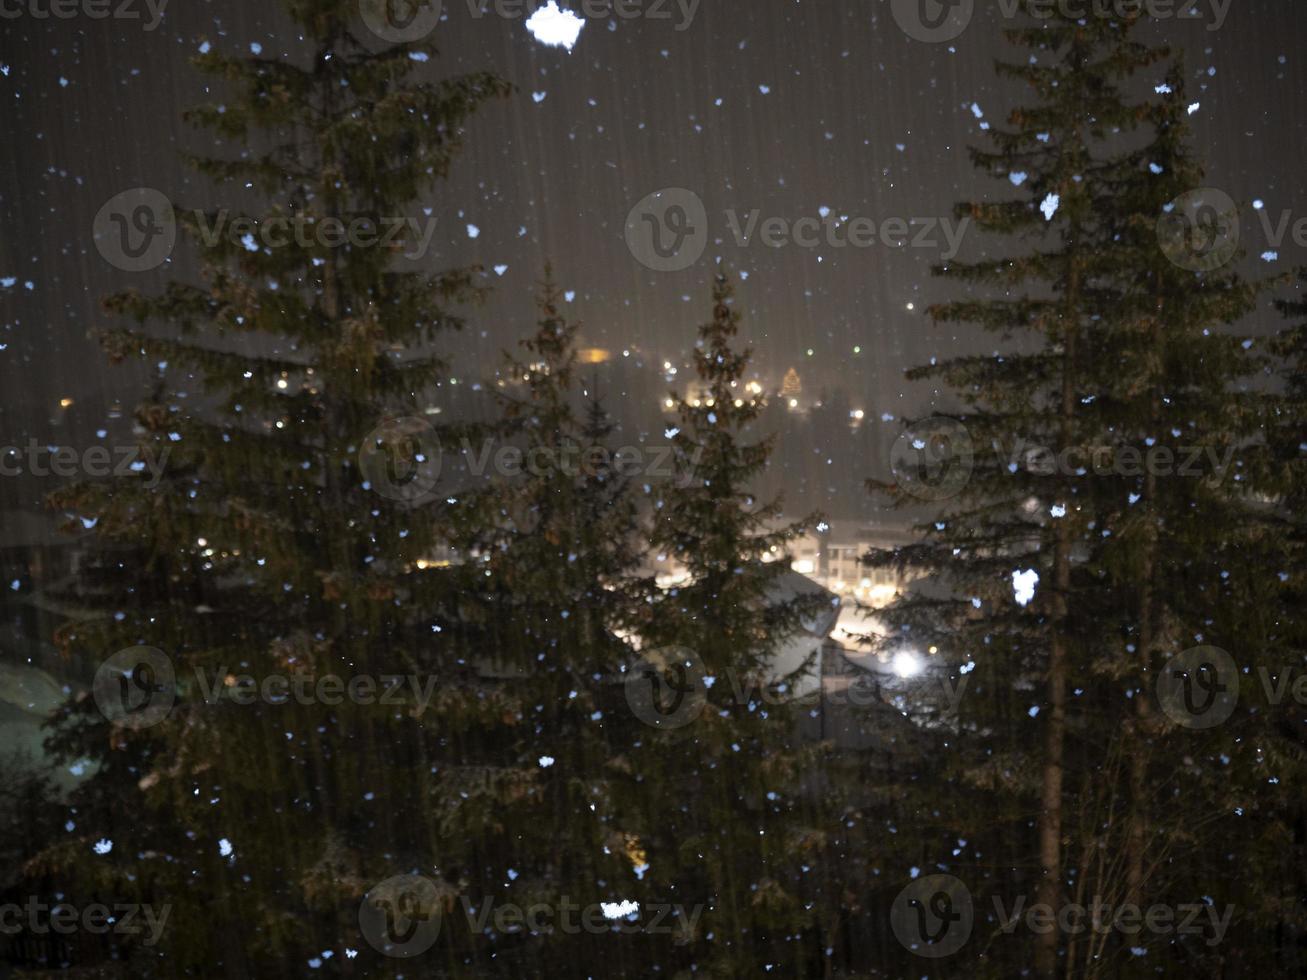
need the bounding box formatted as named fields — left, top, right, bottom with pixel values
left=1035, top=248, right=1081, bottom=978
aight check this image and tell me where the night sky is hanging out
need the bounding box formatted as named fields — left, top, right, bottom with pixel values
left=2, top=0, right=1304, bottom=518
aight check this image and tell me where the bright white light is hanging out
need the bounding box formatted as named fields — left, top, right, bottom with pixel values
left=525, top=2, right=585, bottom=50
left=601, top=900, right=639, bottom=920
left=1013, top=568, right=1039, bottom=606
left=893, top=651, right=924, bottom=678
left=792, top=558, right=815, bottom=575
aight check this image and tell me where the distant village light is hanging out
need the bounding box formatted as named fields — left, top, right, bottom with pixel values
left=893, top=651, right=924, bottom=678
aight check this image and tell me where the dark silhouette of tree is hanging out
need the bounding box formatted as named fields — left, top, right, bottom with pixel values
left=39, top=3, right=507, bottom=973
left=640, top=272, right=835, bottom=975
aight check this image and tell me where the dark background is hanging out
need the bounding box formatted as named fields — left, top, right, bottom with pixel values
left=2, top=0, right=1303, bottom=520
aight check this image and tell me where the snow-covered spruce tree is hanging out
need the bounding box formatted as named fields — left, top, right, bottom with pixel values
left=1199, top=272, right=1307, bottom=968
left=1064, top=67, right=1289, bottom=972
left=421, top=272, right=670, bottom=974
left=38, top=3, right=507, bottom=974
left=639, top=273, right=834, bottom=976
left=1272, top=276, right=1307, bottom=660
left=862, top=9, right=1166, bottom=976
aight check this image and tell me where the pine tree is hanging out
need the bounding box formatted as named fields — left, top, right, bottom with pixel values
left=640, top=272, right=834, bottom=975
left=421, top=272, right=668, bottom=973
left=38, top=3, right=508, bottom=974
left=865, top=25, right=1295, bottom=973
left=1068, top=66, right=1285, bottom=973
left=864, top=9, right=1167, bottom=975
